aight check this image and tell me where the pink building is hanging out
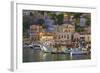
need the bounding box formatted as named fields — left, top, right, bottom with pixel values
left=29, top=25, right=43, bottom=41
left=73, top=32, right=80, bottom=41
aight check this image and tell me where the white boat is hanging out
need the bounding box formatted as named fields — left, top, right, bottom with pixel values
left=70, top=48, right=88, bottom=55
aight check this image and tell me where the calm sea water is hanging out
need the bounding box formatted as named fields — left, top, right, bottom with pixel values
left=23, top=48, right=91, bottom=62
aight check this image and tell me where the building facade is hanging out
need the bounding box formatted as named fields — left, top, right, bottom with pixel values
left=62, top=24, right=75, bottom=33
left=29, top=25, right=43, bottom=42
left=39, top=32, right=54, bottom=46
left=54, top=32, right=72, bottom=46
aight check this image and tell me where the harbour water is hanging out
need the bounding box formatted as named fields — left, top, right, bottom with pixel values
left=23, top=47, right=91, bottom=62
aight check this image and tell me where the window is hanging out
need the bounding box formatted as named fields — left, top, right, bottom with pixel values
left=62, top=35, right=63, bottom=38
left=67, top=35, right=69, bottom=39
left=64, top=35, right=66, bottom=38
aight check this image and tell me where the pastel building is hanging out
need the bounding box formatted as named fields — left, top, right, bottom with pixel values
left=54, top=32, right=72, bottom=45
left=63, top=13, right=69, bottom=24
left=39, top=32, right=54, bottom=46
left=73, top=32, right=80, bottom=41
left=29, top=25, right=43, bottom=42
left=84, top=26, right=91, bottom=34
left=54, top=25, right=63, bottom=32
left=80, top=33, right=91, bottom=43
left=84, top=34, right=91, bottom=43
left=55, top=24, right=75, bottom=33
left=62, top=24, right=75, bottom=33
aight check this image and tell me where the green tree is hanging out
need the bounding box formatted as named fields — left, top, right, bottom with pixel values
left=75, top=27, right=84, bottom=32
left=56, top=13, right=64, bottom=25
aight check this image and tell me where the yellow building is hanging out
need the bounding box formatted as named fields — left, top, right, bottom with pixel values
left=39, top=32, right=54, bottom=46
